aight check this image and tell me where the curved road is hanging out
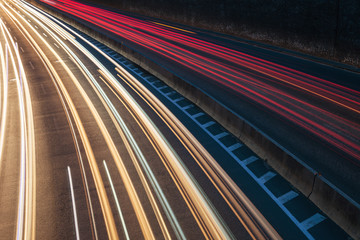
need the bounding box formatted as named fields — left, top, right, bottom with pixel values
left=36, top=0, right=360, bottom=204
left=0, top=0, right=283, bottom=239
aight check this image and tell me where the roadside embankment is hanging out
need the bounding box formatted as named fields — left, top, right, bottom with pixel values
left=86, top=0, right=360, bottom=67
left=32, top=1, right=360, bottom=238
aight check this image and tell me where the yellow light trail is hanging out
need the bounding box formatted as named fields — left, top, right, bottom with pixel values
left=103, top=66, right=234, bottom=239
left=0, top=12, right=36, bottom=240
left=0, top=40, right=8, bottom=165
left=6, top=5, right=100, bottom=239
left=9, top=1, right=281, bottom=239
left=2, top=3, right=118, bottom=239
left=28, top=2, right=280, bottom=237
left=116, top=65, right=282, bottom=240
left=18, top=5, right=157, bottom=237
left=31, top=8, right=193, bottom=237
left=151, top=21, right=195, bottom=34
left=26, top=5, right=176, bottom=237
left=26, top=3, right=274, bottom=236
left=32, top=5, right=183, bottom=237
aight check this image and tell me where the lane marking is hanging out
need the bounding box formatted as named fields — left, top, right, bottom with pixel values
left=0, top=41, right=9, bottom=180
left=258, top=172, right=276, bottom=184
left=202, top=121, right=215, bottom=128
left=150, top=79, right=160, bottom=84
left=40, top=84, right=46, bottom=95
left=173, top=97, right=184, bottom=103
left=182, top=104, right=194, bottom=110
left=165, top=91, right=176, bottom=96
left=301, top=213, right=326, bottom=230
left=87, top=18, right=328, bottom=238
left=278, top=191, right=298, bottom=204
left=53, top=43, right=59, bottom=48
left=103, top=161, right=130, bottom=240
left=242, top=156, right=258, bottom=165
left=28, top=61, right=34, bottom=69
left=20, top=46, right=24, bottom=53
left=214, top=132, right=229, bottom=139
left=5, top=7, right=116, bottom=237
left=192, top=112, right=205, bottom=118
left=228, top=143, right=242, bottom=152
left=42, top=32, right=47, bottom=37
left=115, top=65, right=273, bottom=239
left=67, top=166, right=80, bottom=240
left=59, top=23, right=280, bottom=238
left=35, top=13, right=325, bottom=238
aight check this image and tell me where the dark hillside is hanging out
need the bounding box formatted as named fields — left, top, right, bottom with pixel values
left=86, top=0, right=360, bottom=66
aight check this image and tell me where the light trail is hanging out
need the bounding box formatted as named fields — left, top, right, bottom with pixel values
left=6, top=1, right=344, bottom=239
left=1, top=20, right=25, bottom=240
left=0, top=40, right=8, bottom=165
left=10, top=6, right=101, bottom=239
left=14, top=7, right=155, bottom=236
left=5, top=6, right=100, bottom=239
left=67, top=166, right=80, bottom=240
left=99, top=71, right=235, bottom=240
left=56, top=51, right=155, bottom=240
left=0, top=12, right=36, bottom=240
left=16, top=2, right=281, bottom=237
left=103, top=160, right=130, bottom=240
left=21, top=5, right=181, bottom=238
left=39, top=0, right=360, bottom=162
left=96, top=69, right=180, bottom=240
left=21, top=2, right=233, bottom=237
left=56, top=50, right=156, bottom=239
left=2, top=5, right=119, bottom=239
left=115, top=65, right=282, bottom=240
left=151, top=21, right=195, bottom=34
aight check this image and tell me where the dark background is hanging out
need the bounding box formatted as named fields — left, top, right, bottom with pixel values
left=86, top=0, right=360, bottom=65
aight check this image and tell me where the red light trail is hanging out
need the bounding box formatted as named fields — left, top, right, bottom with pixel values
left=41, top=0, right=360, bottom=162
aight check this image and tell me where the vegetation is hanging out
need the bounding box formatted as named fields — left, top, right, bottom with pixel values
left=85, top=0, right=360, bottom=67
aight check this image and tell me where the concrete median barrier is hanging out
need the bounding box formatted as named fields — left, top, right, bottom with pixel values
left=32, top=1, right=360, bottom=237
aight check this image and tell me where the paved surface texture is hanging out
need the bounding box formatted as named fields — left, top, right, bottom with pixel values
left=0, top=0, right=353, bottom=239
left=37, top=0, right=360, bottom=206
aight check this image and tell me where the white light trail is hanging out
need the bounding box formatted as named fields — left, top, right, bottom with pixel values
left=103, top=160, right=130, bottom=240
left=17, top=2, right=231, bottom=238
left=0, top=39, right=9, bottom=164
left=0, top=7, right=36, bottom=240
left=7, top=1, right=279, bottom=239
left=2, top=5, right=119, bottom=238
left=67, top=166, right=80, bottom=240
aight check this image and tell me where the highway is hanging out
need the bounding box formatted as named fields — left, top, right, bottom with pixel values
left=0, top=0, right=287, bottom=239
left=35, top=0, right=360, bottom=205
left=0, top=0, right=356, bottom=239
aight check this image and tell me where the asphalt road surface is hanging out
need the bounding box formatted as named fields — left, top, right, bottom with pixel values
left=0, top=0, right=354, bottom=239
left=0, top=0, right=283, bottom=239
left=36, top=0, right=360, bottom=205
